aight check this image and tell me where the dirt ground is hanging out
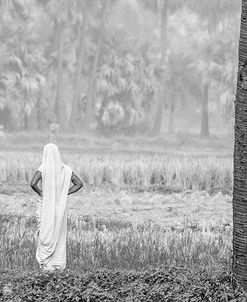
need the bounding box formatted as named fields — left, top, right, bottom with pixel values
left=0, top=186, right=232, bottom=229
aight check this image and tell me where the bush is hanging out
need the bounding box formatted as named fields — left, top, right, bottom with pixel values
left=0, top=266, right=246, bottom=301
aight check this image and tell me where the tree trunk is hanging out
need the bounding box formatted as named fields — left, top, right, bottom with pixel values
left=0, top=107, right=11, bottom=130
left=55, top=22, right=66, bottom=130
left=69, top=16, right=86, bottom=130
left=24, top=90, right=38, bottom=130
left=25, top=109, right=37, bottom=131
left=200, top=82, right=210, bottom=138
left=199, top=15, right=215, bottom=139
left=83, top=5, right=106, bottom=132
left=151, top=0, right=168, bottom=136
left=167, top=101, right=175, bottom=134
left=233, top=1, right=247, bottom=290
left=36, top=93, right=42, bottom=130
left=152, top=94, right=164, bottom=135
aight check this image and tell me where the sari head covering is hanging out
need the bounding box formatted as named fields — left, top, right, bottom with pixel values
left=36, top=143, right=72, bottom=271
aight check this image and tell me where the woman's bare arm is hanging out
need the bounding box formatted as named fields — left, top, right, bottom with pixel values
left=68, top=172, right=83, bottom=195
left=30, top=171, right=42, bottom=197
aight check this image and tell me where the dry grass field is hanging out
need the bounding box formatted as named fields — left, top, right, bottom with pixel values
left=0, top=144, right=240, bottom=301
left=0, top=150, right=232, bottom=191
left=0, top=187, right=232, bottom=228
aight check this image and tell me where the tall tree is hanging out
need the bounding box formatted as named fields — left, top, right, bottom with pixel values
left=0, top=0, right=48, bottom=130
left=161, top=7, right=202, bottom=134
left=45, top=0, right=73, bottom=130
left=233, top=0, right=247, bottom=290
left=143, top=0, right=187, bottom=135
left=55, top=19, right=65, bottom=128
left=83, top=1, right=108, bottom=131
left=165, top=53, right=202, bottom=134
left=187, top=0, right=240, bottom=138
left=93, top=0, right=156, bottom=135
left=69, top=2, right=87, bottom=130
left=151, top=0, right=168, bottom=135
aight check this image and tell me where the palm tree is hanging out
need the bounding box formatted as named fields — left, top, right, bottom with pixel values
left=151, top=0, right=168, bottom=135
left=44, top=0, right=75, bottom=130
left=187, top=0, right=240, bottom=138
left=233, top=0, right=247, bottom=290
left=0, top=0, right=48, bottom=130
left=164, top=54, right=201, bottom=134
left=69, top=1, right=87, bottom=130
left=83, top=0, right=108, bottom=131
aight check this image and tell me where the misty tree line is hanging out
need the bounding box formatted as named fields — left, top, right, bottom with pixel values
left=0, top=0, right=240, bottom=136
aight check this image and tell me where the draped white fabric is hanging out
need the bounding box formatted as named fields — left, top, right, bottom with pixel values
left=36, top=143, right=72, bottom=271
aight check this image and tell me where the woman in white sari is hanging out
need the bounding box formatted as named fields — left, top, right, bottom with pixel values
left=30, top=143, right=83, bottom=271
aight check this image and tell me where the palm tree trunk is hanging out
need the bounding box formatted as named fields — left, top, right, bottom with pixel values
left=199, top=15, right=216, bottom=139
left=69, top=16, right=86, bottom=130
left=55, top=22, right=66, bottom=130
left=152, top=94, right=164, bottom=134
left=83, top=4, right=106, bottom=131
left=83, top=34, right=102, bottom=131
left=151, top=0, right=168, bottom=136
left=167, top=101, right=175, bottom=134
left=37, top=93, right=42, bottom=130
left=24, top=90, right=37, bottom=130
left=233, top=1, right=247, bottom=290
left=200, top=82, right=209, bottom=138
left=25, top=110, right=37, bottom=130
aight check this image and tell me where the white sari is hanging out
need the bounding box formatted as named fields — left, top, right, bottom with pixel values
left=36, top=143, right=72, bottom=271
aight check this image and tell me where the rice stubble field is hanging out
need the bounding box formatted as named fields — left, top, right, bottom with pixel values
left=1, top=149, right=244, bottom=301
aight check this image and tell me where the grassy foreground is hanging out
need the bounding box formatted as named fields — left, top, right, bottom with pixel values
left=0, top=214, right=231, bottom=271
left=0, top=213, right=240, bottom=301
left=1, top=266, right=246, bottom=301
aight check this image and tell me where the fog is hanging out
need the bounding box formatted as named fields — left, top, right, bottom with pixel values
left=0, top=0, right=241, bottom=152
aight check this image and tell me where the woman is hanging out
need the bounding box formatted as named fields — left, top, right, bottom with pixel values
left=30, top=143, right=83, bottom=271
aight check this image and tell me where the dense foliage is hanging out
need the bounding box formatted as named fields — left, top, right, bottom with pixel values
left=1, top=266, right=246, bottom=301
left=0, top=0, right=240, bottom=136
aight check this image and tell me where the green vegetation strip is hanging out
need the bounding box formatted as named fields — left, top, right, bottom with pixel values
left=0, top=266, right=246, bottom=301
